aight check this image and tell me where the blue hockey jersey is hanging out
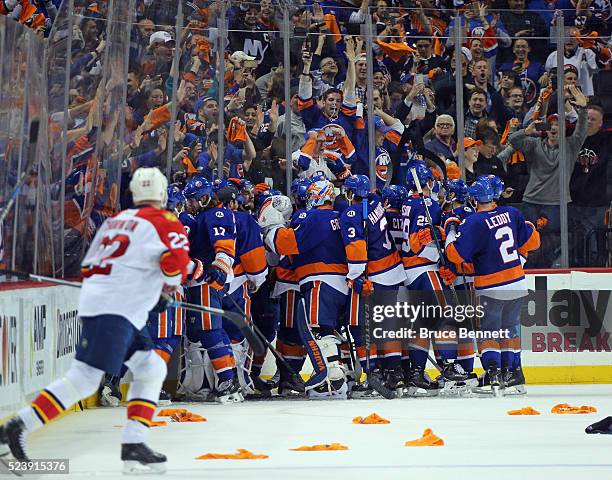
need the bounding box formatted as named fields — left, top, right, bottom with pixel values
left=339, top=196, right=404, bottom=286
left=446, top=205, right=540, bottom=299
left=402, top=194, right=442, bottom=285
left=269, top=206, right=348, bottom=294
left=229, top=211, right=268, bottom=294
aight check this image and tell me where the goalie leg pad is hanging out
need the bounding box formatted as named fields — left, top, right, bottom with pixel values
left=199, top=328, right=236, bottom=385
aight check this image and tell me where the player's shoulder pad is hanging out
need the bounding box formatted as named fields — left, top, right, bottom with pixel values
left=340, top=203, right=360, bottom=221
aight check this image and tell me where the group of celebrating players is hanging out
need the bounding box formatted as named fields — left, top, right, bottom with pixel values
left=0, top=163, right=540, bottom=473
left=99, top=160, right=541, bottom=407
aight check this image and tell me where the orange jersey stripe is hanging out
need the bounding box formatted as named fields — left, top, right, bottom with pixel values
left=240, top=246, right=268, bottom=275
left=369, top=251, right=401, bottom=274
left=275, top=228, right=300, bottom=255
left=210, top=354, right=235, bottom=371
left=474, top=265, right=524, bottom=289
left=295, top=262, right=348, bottom=279
left=345, top=240, right=367, bottom=263
left=214, top=238, right=236, bottom=257
left=446, top=242, right=466, bottom=266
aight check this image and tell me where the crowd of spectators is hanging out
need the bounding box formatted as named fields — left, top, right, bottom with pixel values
left=1, top=0, right=611, bottom=270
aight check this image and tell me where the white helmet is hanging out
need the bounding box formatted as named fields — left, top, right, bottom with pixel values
left=129, top=167, right=168, bottom=207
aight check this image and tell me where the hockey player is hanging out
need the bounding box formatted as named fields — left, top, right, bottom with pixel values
left=272, top=179, right=311, bottom=395
left=382, top=185, right=408, bottom=251
left=259, top=179, right=349, bottom=398
left=445, top=177, right=540, bottom=395
left=216, top=182, right=269, bottom=394
left=402, top=161, right=468, bottom=395
left=440, top=179, right=477, bottom=379
left=0, top=167, right=191, bottom=473
left=339, top=175, right=406, bottom=396
left=184, top=176, right=242, bottom=403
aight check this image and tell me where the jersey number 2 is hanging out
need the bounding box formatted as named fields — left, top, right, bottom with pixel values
left=88, top=234, right=131, bottom=275
left=495, top=226, right=518, bottom=264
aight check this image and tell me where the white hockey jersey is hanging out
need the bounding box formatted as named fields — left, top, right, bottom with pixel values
left=78, top=207, right=191, bottom=329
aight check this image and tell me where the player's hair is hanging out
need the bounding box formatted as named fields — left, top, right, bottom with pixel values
left=588, top=104, right=604, bottom=117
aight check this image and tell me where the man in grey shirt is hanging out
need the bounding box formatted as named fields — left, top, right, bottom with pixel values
left=507, top=85, right=588, bottom=267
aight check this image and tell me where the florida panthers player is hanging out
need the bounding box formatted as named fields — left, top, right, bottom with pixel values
left=0, top=167, right=191, bottom=473
left=445, top=177, right=540, bottom=395
left=259, top=178, right=349, bottom=398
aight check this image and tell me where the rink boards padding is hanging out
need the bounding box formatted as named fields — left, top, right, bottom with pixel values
left=1, top=269, right=612, bottom=414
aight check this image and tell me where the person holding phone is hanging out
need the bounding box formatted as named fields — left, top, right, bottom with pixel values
left=507, top=85, right=588, bottom=267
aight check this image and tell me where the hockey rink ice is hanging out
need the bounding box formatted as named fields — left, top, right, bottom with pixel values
left=18, top=384, right=612, bottom=480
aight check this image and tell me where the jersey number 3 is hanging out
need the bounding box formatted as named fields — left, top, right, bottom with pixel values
left=495, top=226, right=518, bottom=264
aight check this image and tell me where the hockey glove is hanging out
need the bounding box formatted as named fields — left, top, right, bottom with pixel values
left=348, top=275, right=374, bottom=296
left=151, top=293, right=171, bottom=313
left=204, top=264, right=227, bottom=291
left=438, top=265, right=457, bottom=286
left=443, top=216, right=461, bottom=235
left=186, top=259, right=205, bottom=285
left=415, top=228, right=433, bottom=248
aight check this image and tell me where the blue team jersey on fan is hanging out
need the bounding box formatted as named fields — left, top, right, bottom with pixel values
left=189, top=207, right=236, bottom=266
left=272, top=206, right=348, bottom=294
left=339, top=196, right=404, bottom=286
left=401, top=194, right=442, bottom=284
left=446, top=205, right=540, bottom=297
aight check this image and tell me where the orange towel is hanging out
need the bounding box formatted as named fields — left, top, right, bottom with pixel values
left=507, top=407, right=540, bottom=415
left=376, top=40, right=417, bottom=63
left=352, top=413, right=390, bottom=424
left=291, top=443, right=349, bottom=451
left=171, top=412, right=207, bottom=422
left=405, top=428, right=445, bottom=447
left=551, top=403, right=597, bottom=414
left=150, top=421, right=168, bottom=427
left=196, top=449, right=268, bottom=460
left=158, top=408, right=188, bottom=417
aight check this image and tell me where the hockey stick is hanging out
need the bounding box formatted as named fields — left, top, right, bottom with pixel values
left=0, top=269, right=265, bottom=355
left=223, top=290, right=300, bottom=379
left=361, top=198, right=396, bottom=399
left=409, top=168, right=460, bottom=307
left=342, top=325, right=363, bottom=385
left=0, top=121, right=40, bottom=225
left=296, top=293, right=329, bottom=390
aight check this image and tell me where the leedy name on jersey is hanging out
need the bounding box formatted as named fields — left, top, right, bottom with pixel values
left=367, top=203, right=385, bottom=225
left=484, top=211, right=511, bottom=230
left=105, top=218, right=139, bottom=232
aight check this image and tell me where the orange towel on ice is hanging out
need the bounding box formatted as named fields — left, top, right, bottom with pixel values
left=171, top=412, right=207, bottom=422
left=551, top=403, right=597, bottom=414
left=405, top=428, right=444, bottom=447
left=507, top=407, right=540, bottom=415
left=158, top=408, right=188, bottom=417
left=352, top=413, right=390, bottom=424
left=291, top=443, right=349, bottom=451
left=196, top=449, right=268, bottom=460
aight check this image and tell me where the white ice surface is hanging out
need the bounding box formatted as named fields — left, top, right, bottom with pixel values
left=10, top=385, right=612, bottom=480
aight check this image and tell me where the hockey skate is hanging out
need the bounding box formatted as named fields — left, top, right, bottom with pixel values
left=502, top=367, right=527, bottom=395
left=439, top=361, right=472, bottom=397
left=350, top=378, right=382, bottom=399
left=404, top=367, right=439, bottom=397
left=121, top=443, right=167, bottom=474
left=277, top=367, right=306, bottom=397
left=472, top=363, right=504, bottom=397
left=0, top=417, right=28, bottom=461
left=214, top=376, right=244, bottom=403
left=100, top=375, right=122, bottom=407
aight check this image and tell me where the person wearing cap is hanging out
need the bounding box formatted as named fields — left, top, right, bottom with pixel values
left=507, top=84, right=588, bottom=267
left=462, top=137, right=483, bottom=184
left=425, top=115, right=457, bottom=162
